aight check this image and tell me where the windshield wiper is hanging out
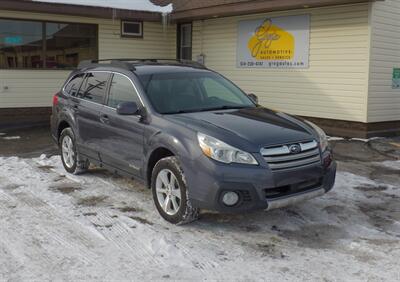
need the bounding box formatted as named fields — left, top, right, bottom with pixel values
left=195, top=105, right=250, bottom=112
left=162, top=106, right=251, bottom=115
left=162, top=109, right=200, bottom=115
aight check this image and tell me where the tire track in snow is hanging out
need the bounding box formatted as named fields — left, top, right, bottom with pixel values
left=0, top=188, right=101, bottom=267
left=0, top=156, right=266, bottom=280
left=83, top=207, right=168, bottom=268
left=88, top=170, right=224, bottom=276
left=0, top=159, right=110, bottom=270
left=26, top=157, right=201, bottom=272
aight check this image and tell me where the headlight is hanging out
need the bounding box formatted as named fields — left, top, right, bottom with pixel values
left=197, top=133, right=258, bottom=165
left=305, top=121, right=328, bottom=152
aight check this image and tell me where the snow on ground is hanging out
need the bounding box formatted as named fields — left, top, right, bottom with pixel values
left=32, top=0, right=173, bottom=13
left=380, top=160, right=400, bottom=170
left=1, top=136, right=20, bottom=140
left=327, top=136, right=345, bottom=141
left=0, top=155, right=399, bottom=281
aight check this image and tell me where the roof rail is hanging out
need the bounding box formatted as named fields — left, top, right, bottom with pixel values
left=78, top=58, right=206, bottom=70
left=130, top=58, right=207, bottom=69
left=77, top=59, right=136, bottom=71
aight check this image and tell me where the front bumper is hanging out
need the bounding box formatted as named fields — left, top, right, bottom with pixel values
left=184, top=152, right=336, bottom=213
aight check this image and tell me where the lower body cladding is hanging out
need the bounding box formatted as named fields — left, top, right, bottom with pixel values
left=184, top=153, right=336, bottom=213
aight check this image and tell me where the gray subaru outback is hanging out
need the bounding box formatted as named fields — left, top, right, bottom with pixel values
left=51, top=59, right=336, bottom=224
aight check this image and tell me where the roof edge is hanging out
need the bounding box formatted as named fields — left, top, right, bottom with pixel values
left=0, top=0, right=163, bottom=21
left=170, top=0, right=376, bottom=21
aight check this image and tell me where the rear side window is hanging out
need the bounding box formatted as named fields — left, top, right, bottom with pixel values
left=107, top=74, right=141, bottom=108
left=64, top=73, right=85, bottom=96
left=78, top=72, right=110, bottom=104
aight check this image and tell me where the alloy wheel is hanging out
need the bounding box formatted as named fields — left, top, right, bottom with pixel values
left=155, top=169, right=182, bottom=216
left=62, top=135, right=75, bottom=169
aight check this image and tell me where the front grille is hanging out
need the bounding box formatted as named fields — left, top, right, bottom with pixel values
left=261, top=140, right=321, bottom=171
left=264, top=178, right=322, bottom=199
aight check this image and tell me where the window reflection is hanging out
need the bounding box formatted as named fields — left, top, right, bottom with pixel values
left=45, top=23, right=97, bottom=68
left=0, top=19, right=43, bottom=68
left=0, top=19, right=97, bottom=69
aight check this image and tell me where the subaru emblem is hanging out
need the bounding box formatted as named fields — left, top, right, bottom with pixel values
left=289, top=144, right=301, bottom=154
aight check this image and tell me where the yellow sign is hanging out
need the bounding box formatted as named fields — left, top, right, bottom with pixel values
left=237, top=15, right=310, bottom=68
left=248, top=19, right=295, bottom=61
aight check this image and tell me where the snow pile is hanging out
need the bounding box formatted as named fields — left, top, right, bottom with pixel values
left=32, top=0, right=173, bottom=13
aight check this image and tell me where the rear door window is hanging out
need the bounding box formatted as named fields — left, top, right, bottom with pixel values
left=107, top=73, right=141, bottom=108
left=64, top=73, right=85, bottom=96
left=78, top=72, right=110, bottom=104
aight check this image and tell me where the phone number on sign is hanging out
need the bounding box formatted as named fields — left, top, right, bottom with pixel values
left=239, top=61, right=306, bottom=67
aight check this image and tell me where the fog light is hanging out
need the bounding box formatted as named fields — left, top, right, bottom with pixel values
left=222, top=191, right=240, bottom=207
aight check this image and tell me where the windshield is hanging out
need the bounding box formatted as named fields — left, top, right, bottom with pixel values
left=138, top=71, right=256, bottom=114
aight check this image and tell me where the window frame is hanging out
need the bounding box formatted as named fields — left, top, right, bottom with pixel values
left=67, top=70, right=144, bottom=109
left=177, top=22, right=192, bottom=60
left=78, top=71, right=111, bottom=105
left=106, top=72, right=143, bottom=109
left=63, top=72, right=86, bottom=96
left=0, top=17, right=99, bottom=70
left=121, top=20, right=143, bottom=38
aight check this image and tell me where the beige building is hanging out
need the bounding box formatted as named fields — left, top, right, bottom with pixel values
left=0, top=0, right=399, bottom=137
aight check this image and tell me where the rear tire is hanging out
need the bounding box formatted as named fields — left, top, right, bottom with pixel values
left=151, top=156, right=199, bottom=225
left=59, top=128, right=89, bottom=175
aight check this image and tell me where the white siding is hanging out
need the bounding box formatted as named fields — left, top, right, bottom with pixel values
left=368, top=0, right=400, bottom=122
left=0, top=10, right=176, bottom=108
left=192, top=4, right=370, bottom=122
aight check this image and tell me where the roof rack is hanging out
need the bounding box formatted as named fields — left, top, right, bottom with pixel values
left=77, top=58, right=206, bottom=70
left=78, top=59, right=136, bottom=71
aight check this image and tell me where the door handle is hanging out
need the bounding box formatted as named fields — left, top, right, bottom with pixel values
left=100, top=114, right=110, bottom=124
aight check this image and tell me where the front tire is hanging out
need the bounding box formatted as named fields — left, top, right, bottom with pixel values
left=151, top=156, right=199, bottom=225
left=59, top=128, right=89, bottom=175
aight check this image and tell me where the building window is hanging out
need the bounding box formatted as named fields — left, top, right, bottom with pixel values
left=121, top=20, right=143, bottom=38
left=0, top=18, right=98, bottom=69
left=178, top=23, right=192, bottom=60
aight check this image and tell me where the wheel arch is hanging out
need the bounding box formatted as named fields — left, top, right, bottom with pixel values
left=144, top=129, right=195, bottom=189
left=146, top=147, right=175, bottom=188
left=57, top=120, right=71, bottom=144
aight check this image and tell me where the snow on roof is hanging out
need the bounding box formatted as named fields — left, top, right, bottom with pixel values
left=31, top=0, right=173, bottom=13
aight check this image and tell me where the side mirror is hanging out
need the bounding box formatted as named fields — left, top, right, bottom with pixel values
left=116, top=101, right=139, bottom=115
left=248, top=93, right=259, bottom=104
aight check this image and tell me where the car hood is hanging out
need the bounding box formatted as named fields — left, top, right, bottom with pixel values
left=165, top=107, right=316, bottom=152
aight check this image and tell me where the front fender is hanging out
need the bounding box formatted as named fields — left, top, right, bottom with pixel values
left=144, top=127, right=201, bottom=188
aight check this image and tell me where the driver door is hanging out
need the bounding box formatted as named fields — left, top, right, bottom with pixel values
left=98, top=73, right=145, bottom=177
